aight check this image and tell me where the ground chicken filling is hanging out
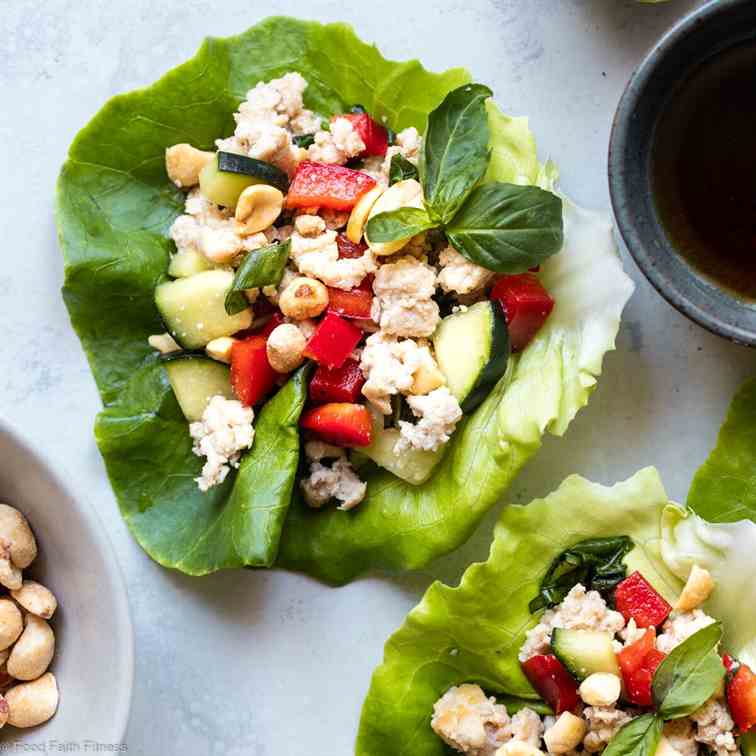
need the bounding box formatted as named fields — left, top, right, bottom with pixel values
left=155, top=71, right=556, bottom=500
left=432, top=567, right=743, bottom=756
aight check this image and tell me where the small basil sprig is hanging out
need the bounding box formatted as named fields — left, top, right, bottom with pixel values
left=365, top=208, right=437, bottom=245
left=529, top=536, right=633, bottom=612
left=225, top=240, right=290, bottom=315
left=365, top=83, right=564, bottom=274
left=653, top=622, right=725, bottom=719
left=422, top=83, right=492, bottom=224
left=604, top=715, right=663, bottom=756
left=389, top=154, right=419, bottom=185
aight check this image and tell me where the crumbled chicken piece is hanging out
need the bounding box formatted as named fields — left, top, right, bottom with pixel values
left=300, top=457, right=366, bottom=511
left=307, top=117, right=366, bottom=164
left=619, top=618, right=648, bottom=648
left=691, top=698, right=740, bottom=756
left=511, top=708, right=544, bottom=748
left=289, top=224, right=376, bottom=290
left=395, top=387, right=462, bottom=453
left=372, top=256, right=440, bottom=338
left=545, top=712, right=587, bottom=754
left=663, top=719, right=699, bottom=756
left=295, top=214, right=327, bottom=237
left=304, top=441, right=345, bottom=461
left=519, top=584, right=626, bottom=662
left=438, top=246, right=495, bottom=295
left=583, top=706, right=634, bottom=753
left=431, top=684, right=512, bottom=756
left=215, top=72, right=316, bottom=175
left=321, top=208, right=350, bottom=230
left=170, top=189, right=264, bottom=264
left=359, top=332, right=436, bottom=414
left=656, top=610, right=717, bottom=655
left=380, top=126, right=423, bottom=175
left=189, top=396, right=255, bottom=492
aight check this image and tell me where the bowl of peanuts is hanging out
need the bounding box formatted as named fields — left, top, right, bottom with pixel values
left=0, top=420, right=133, bottom=745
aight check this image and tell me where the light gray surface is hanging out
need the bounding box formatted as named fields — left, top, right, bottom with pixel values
left=3, top=1, right=755, bottom=754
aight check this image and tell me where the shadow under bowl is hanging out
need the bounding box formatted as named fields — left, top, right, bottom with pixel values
left=0, top=420, right=133, bottom=745
left=609, top=0, right=756, bottom=346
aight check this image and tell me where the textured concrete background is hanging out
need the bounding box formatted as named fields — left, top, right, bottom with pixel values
left=4, top=1, right=755, bottom=753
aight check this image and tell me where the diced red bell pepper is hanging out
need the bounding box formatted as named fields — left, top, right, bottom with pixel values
left=336, top=113, right=389, bottom=157
left=614, top=572, right=672, bottom=629
left=230, top=335, right=278, bottom=407
left=309, top=359, right=366, bottom=404
left=303, top=312, right=363, bottom=369
left=336, top=233, right=368, bottom=259
left=490, top=273, right=555, bottom=352
left=618, top=629, right=666, bottom=707
left=327, top=287, right=373, bottom=320
left=521, top=654, right=580, bottom=715
left=300, top=402, right=373, bottom=447
left=286, top=161, right=377, bottom=211
left=727, top=661, right=756, bottom=732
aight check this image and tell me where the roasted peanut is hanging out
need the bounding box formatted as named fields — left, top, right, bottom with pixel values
left=0, top=601, right=22, bottom=651
left=279, top=277, right=329, bottom=320
left=266, top=324, right=307, bottom=374
left=8, top=615, right=55, bottom=681
left=11, top=581, right=57, bottom=620
left=6, top=673, right=58, bottom=728
left=235, top=185, right=284, bottom=235
left=165, top=144, right=214, bottom=188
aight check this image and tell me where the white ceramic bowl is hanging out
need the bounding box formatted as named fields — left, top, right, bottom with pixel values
left=0, top=420, right=133, bottom=745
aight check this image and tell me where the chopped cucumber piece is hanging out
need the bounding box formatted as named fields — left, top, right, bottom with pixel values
left=155, top=269, right=252, bottom=350
left=360, top=427, right=441, bottom=485
left=217, top=152, right=289, bottom=193
left=163, top=356, right=234, bottom=422
left=168, top=249, right=214, bottom=278
left=551, top=628, right=621, bottom=681
left=199, top=153, right=287, bottom=208
left=432, top=301, right=510, bottom=413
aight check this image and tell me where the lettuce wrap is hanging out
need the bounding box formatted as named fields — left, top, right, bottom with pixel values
left=56, top=17, right=633, bottom=582
left=357, top=467, right=756, bottom=754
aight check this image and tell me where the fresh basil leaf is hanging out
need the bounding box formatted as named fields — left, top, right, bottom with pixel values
left=446, top=182, right=564, bottom=273
left=422, top=83, right=492, bottom=224
left=389, top=154, right=419, bottom=185
left=386, top=126, right=397, bottom=146
left=293, top=133, right=315, bottom=149
left=653, top=622, right=725, bottom=719
left=603, top=714, right=663, bottom=756
left=365, top=207, right=438, bottom=243
left=225, top=240, right=290, bottom=315
left=530, top=536, right=634, bottom=612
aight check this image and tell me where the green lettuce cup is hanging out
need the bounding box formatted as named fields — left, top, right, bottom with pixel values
left=357, top=467, right=756, bottom=754
left=56, top=17, right=633, bottom=583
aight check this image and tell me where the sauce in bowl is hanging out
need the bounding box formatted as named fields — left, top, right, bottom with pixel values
left=652, top=42, right=756, bottom=301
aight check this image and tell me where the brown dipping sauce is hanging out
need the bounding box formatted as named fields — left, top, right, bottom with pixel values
left=652, top=42, right=756, bottom=301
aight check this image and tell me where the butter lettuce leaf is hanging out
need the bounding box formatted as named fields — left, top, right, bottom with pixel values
left=57, top=17, right=632, bottom=581
left=356, top=469, right=680, bottom=756
left=687, top=377, right=756, bottom=523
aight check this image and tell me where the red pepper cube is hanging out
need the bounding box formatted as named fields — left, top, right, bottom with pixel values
left=230, top=335, right=278, bottom=407
left=490, top=273, right=555, bottom=352
left=309, top=359, right=366, bottom=404
left=327, top=287, right=374, bottom=320
left=614, top=572, right=672, bottom=628
left=336, top=113, right=389, bottom=157
left=618, top=630, right=666, bottom=707
left=286, top=161, right=377, bottom=211
left=521, top=654, right=579, bottom=715
left=300, top=402, right=372, bottom=447
left=304, top=312, right=362, bottom=369
left=727, top=661, right=756, bottom=732
left=336, top=233, right=368, bottom=259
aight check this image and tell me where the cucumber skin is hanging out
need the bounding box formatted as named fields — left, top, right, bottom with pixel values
left=217, top=152, right=289, bottom=193
left=460, top=302, right=510, bottom=413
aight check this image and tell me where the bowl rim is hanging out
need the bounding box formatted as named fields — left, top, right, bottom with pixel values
left=608, top=0, right=756, bottom=346
left=0, top=416, right=134, bottom=743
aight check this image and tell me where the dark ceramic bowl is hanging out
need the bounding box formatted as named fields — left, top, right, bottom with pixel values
left=609, top=0, right=756, bottom=346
